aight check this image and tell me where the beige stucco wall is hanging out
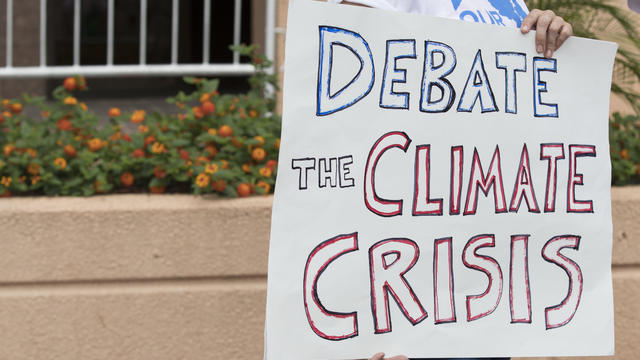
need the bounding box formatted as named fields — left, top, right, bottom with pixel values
left=0, top=188, right=637, bottom=359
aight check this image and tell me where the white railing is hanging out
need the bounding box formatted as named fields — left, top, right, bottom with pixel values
left=0, top=0, right=276, bottom=78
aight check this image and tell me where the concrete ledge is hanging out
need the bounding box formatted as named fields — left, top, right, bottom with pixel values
left=0, top=187, right=637, bottom=359
left=0, top=284, right=266, bottom=360
left=611, top=186, right=640, bottom=265
left=0, top=194, right=272, bottom=282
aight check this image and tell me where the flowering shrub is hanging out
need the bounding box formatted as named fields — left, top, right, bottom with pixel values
left=0, top=46, right=280, bottom=197
left=610, top=112, right=640, bottom=185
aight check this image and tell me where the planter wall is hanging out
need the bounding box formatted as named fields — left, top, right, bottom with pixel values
left=0, top=188, right=637, bottom=359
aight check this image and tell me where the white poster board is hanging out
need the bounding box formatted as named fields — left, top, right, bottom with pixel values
left=266, top=1, right=617, bottom=359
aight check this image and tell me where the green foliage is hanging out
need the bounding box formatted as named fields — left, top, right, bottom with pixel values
left=610, top=112, right=640, bottom=185
left=0, top=46, right=280, bottom=197
left=525, top=0, right=640, bottom=114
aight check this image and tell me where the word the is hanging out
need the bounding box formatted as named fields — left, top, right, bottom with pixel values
left=292, top=155, right=355, bottom=190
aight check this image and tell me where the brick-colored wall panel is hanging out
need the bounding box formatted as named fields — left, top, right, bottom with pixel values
left=0, top=195, right=272, bottom=282
left=0, top=283, right=266, bottom=360
left=611, top=187, right=640, bottom=265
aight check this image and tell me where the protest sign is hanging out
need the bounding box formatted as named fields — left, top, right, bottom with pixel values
left=265, top=1, right=617, bottom=358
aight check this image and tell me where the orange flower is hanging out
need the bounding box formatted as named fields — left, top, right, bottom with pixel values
left=88, top=138, right=103, bottom=152
left=231, top=137, right=243, bottom=148
left=192, top=106, right=204, bottom=119
left=57, top=118, right=72, bottom=131
left=110, top=132, right=122, bottom=141
left=211, top=179, right=226, bottom=192
left=205, top=144, right=218, bottom=158
left=621, top=149, right=630, bottom=160
left=199, top=93, right=211, bottom=103
left=131, top=110, right=146, bottom=124
left=195, top=173, right=210, bottom=188
left=249, top=109, right=258, bottom=118
left=144, top=135, right=156, bottom=147
left=2, top=111, right=11, bottom=119
left=266, top=159, right=278, bottom=170
left=121, top=172, right=134, bottom=187
left=27, top=163, right=40, bottom=175
left=220, top=160, right=229, bottom=169
left=138, top=125, right=149, bottom=133
left=205, top=163, right=219, bottom=174
left=195, top=156, right=209, bottom=165
left=132, top=149, right=145, bottom=158
left=63, top=77, right=76, bottom=91
left=259, top=167, right=273, bottom=178
left=109, top=107, right=121, bottom=117
left=275, top=138, right=280, bottom=149
left=236, top=183, right=251, bottom=197
left=179, top=149, right=190, bottom=161
left=178, top=113, right=187, bottom=121
left=218, top=125, right=233, bottom=138
left=256, top=180, right=271, bottom=194
left=31, top=175, right=41, bottom=185
left=64, top=144, right=77, bottom=157
left=202, top=101, right=215, bottom=115
left=151, top=142, right=166, bottom=154
left=53, top=157, right=67, bottom=170
left=41, top=110, right=50, bottom=118
left=4, top=144, right=15, bottom=157
left=64, top=96, right=78, bottom=106
left=242, top=164, right=252, bottom=173
left=26, top=148, right=37, bottom=158
left=80, top=102, right=88, bottom=111
left=0, top=176, right=11, bottom=187
left=207, top=128, right=217, bottom=136
left=254, top=136, right=265, bottom=146
left=153, top=166, right=167, bottom=179
left=149, top=185, right=166, bottom=194
left=9, top=102, right=22, bottom=114
left=251, top=147, right=266, bottom=162
left=122, top=133, right=132, bottom=142
left=176, top=101, right=185, bottom=109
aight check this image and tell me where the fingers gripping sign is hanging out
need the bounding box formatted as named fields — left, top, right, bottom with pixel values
left=520, top=9, right=573, bottom=58
left=367, top=353, right=409, bottom=360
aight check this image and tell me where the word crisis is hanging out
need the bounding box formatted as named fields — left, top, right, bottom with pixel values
left=364, top=131, right=595, bottom=217
left=316, top=26, right=559, bottom=117
left=303, top=232, right=583, bottom=340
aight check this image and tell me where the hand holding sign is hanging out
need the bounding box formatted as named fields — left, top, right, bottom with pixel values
left=367, top=353, right=408, bottom=360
